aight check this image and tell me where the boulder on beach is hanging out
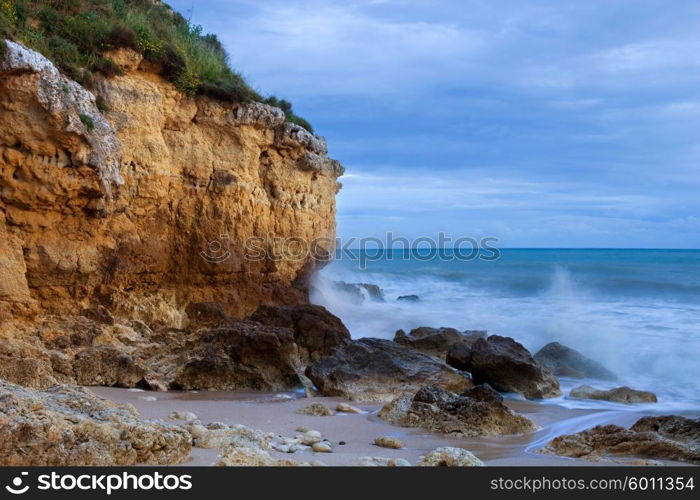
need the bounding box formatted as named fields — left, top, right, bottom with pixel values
left=446, top=335, right=561, bottom=400
left=249, top=304, right=351, bottom=362
left=420, top=447, right=485, bottom=467
left=72, top=345, right=147, bottom=387
left=394, top=327, right=485, bottom=358
left=541, top=415, right=700, bottom=465
left=306, top=338, right=472, bottom=402
left=296, top=402, right=334, bottom=416
left=378, top=384, right=536, bottom=437
left=0, top=379, right=191, bottom=466
left=569, top=385, right=657, bottom=403
left=171, top=320, right=305, bottom=391
left=534, top=342, right=617, bottom=380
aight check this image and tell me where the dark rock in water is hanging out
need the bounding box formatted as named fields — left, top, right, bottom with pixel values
left=354, top=283, right=385, bottom=302
left=378, top=384, right=536, bottom=437
left=172, top=320, right=304, bottom=391
left=73, top=346, right=146, bottom=387
left=448, top=335, right=561, bottom=400
left=541, top=415, right=700, bottom=464
left=446, top=341, right=472, bottom=370
left=333, top=281, right=365, bottom=304
left=332, top=281, right=385, bottom=303
left=305, top=338, right=472, bottom=402
left=394, top=327, right=485, bottom=358
left=185, top=301, right=231, bottom=327
left=534, top=342, right=617, bottom=381
left=0, top=379, right=191, bottom=465
left=569, top=385, right=657, bottom=403
left=397, top=294, right=420, bottom=302
left=249, top=304, right=350, bottom=362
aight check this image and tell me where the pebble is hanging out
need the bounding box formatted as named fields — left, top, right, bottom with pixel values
left=374, top=436, right=405, bottom=449
left=390, top=458, right=411, bottom=467
left=272, top=444, right=290, bottom=453
left=168, top=411, right=198, bottom=421
left=336, top=403, right=364, bottom=414
left=296, top=425, right=312, bottom=433
left=312, top=441, right=333, bottom=453
left=188, top=424, right=208, bottom=440
left=299, top=430, right=323, bottom=445
left=206, top=421, right=229, bottom=430
left=359, top=457, right=412, bottom=467
left=338, top=441, right=346, bottom=446
left=295, top=402, right=334, bottom=416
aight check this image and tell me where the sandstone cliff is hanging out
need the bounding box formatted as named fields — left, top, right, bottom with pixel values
left=0, top=40, right=343, bottom=388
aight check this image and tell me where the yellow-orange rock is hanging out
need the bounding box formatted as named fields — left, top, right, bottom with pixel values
left=0, top=39, right=342, bottom=325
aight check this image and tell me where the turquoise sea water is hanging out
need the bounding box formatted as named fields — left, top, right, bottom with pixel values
left=311, top=249, right=700, bottom=411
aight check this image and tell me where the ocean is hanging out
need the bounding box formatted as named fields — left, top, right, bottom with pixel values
left=310, top=248, right=700, bottom=412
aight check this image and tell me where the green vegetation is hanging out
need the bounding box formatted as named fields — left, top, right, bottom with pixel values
left=95, top=94, right=109, bottom=111
left=0, top=0, right=312, bottom=131
left=79, top=113, right=95, bottom=131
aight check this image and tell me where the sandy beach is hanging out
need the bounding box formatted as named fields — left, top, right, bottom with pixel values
left=90, top=387, right=694, bottom=467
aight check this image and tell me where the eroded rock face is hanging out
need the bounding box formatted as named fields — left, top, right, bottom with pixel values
left=541, top=416, right=700, bottom=464
left=378, top=385, right=536, bottom=437
left=0, top=379, right=190, bottom=466
left=447, top=335, right=561, bottom=400
left=0, top=40, right=342, bottom=325
left=394, top=327, right=485, bottom=359
left=170, top=321, right=305, bottom=391
left=534, top=342, right=617, bottom=380
left=0, top=312, right=318, bottom=392
left=569, top=385, right=657, bottom=404
left=306, top=339, right=472, bottom=402
left=1, top=40, right=345, bottom=394
left=249, top=304, right=350, bottom=362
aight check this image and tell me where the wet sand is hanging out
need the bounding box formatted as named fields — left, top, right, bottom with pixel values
left=90, top=387, right=694, bottom=466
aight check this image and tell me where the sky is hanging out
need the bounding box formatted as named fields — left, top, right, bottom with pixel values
left=169, top=0, right=700, bottom=248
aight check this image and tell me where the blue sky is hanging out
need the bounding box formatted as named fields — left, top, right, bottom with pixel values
left=169, top=0, right=700, bottom=248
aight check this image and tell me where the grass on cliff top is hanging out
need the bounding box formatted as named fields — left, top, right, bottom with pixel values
left=0, top=0, right=313, bottom=132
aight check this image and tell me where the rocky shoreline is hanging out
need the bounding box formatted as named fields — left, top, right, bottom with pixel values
left=0, top=39, right=698, bottom=467
left=2, top=297, right=698, bottom=466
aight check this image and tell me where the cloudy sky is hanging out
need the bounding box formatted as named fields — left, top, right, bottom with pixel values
left=169, top=0, right=700, bottom=248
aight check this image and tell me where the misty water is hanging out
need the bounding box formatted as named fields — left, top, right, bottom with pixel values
left=311, top=249, right=700, bottom=413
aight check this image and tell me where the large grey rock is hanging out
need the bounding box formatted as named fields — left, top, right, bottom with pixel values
left=447, top=335, right=561, bottom=399
left=306, top=338, right=472, bottom=402
left=534, top=342, right=617, bottom=380
left=172, top=320, right=305, bottom=391
left=249, top=304, right=351, bottom=362
left=569, top=385, right=657, bottom=403
left=378, top=384, right=536, bottom=437
left=394, top=327, right=485, bottom=358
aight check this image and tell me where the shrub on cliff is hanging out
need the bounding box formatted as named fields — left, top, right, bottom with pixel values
left=0, top=0, right=313, bottom=131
